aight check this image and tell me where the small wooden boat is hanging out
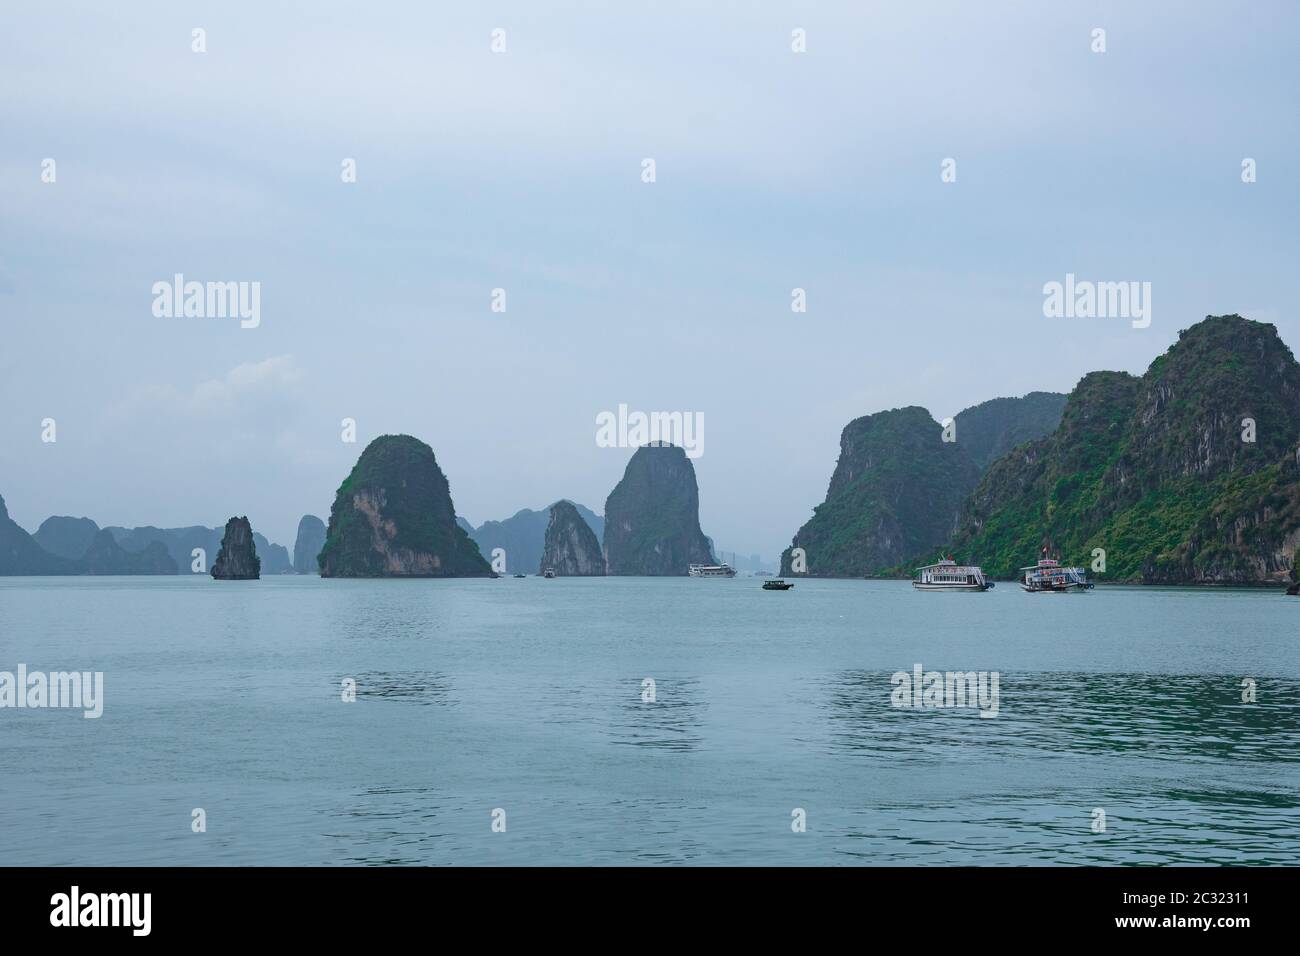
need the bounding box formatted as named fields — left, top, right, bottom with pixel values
left=762, top=579, right=794, bottom=590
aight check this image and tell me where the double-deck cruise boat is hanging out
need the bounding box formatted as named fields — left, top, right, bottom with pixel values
left=688, top=563, right=737, bottom=578
left=912, top=558, right=993, bottom=591
left=1020, top=557, right=1093, bottom=592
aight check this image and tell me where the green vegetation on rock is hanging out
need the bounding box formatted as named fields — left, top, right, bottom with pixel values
left=945, top=316, right=1300, bottom=583
left=954, top=392, right=1068, bottom=470
left=780, top=407, right=981, bottom=577
left=781, top=391, right=1068, bottom=578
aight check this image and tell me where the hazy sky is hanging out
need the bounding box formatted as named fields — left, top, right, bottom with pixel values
left=2, top=1, right=1298, bottom=559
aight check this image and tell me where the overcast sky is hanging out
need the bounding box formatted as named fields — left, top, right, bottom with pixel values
left=2, top=1, right=1298, bottom=559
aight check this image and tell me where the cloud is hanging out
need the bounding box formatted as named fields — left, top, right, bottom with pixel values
left=108, top=355, right=304, bottom=420
left=190, top=355, right=303, bottom=410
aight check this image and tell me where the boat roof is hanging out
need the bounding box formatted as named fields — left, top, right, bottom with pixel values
left=916, top=562, right=981, bottom=571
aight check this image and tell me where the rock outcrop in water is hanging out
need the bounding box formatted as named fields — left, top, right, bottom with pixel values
left=947, top=315, right=1300, bottom=583
left=780, top=406, right=983, bottom=577
left=603, top=443, right=713, bottom=575
left=211, top=516, right=261, bottom=580
left=467, top=503, right=604, bottom=573
left=318, top=435, right=490, bottom=577
left=540, top=500, right=606, bottom=575
left=292, top=515, right=326, bottom=573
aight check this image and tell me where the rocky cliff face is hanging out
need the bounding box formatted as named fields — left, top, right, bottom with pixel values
left=780, top=406, right=982, bottom=577
left=318, top=435, right=491, bottom=577
left=948, top=315, right=1300, bottom=583
left=540, top=500, right=606, bottom=575
left=211, top=516, right=261, bottom=580
left=603, top=443, right=713, bottom=575
left=293, top=515, right=327, bottom=573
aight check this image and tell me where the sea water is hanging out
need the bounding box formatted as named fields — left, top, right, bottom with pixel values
left=0, top=575, right=1296, bottom=865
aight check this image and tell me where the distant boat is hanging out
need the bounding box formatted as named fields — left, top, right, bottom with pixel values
left=762, top=579, right=794, bottom=590
left=912, top=558, right=993, bottom=592
left=688, top=563, right=737, bottom=577
left=513, top=573, right=526, bottom=578
left=1021, top=556, right=1092, bottom=592
left=542, top=568, right=556, bottom=579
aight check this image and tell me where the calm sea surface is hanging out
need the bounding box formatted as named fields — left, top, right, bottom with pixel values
left=1, top=575, right=1297, bottom=866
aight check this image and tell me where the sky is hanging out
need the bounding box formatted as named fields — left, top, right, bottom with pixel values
left=2, top=1, right=1298, bottom=560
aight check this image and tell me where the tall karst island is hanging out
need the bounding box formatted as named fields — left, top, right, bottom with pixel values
left=604, top=443, right=714, bottom=575
left=781, top=406, right=983, bottom=578
left=293, top=515, right=327, bottom=574
left=211, top=516, right=261, bottom=580
left=539, top=500, right=605, bottom=575
left=318, top=435, right=491, bottom=577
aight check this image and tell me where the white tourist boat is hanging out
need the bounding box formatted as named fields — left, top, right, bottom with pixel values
left=688, top=563, right=737, bottom=577
left=912, top=558, right=994, bottom=591
left=1020, top=557, right=1092, bottom=592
